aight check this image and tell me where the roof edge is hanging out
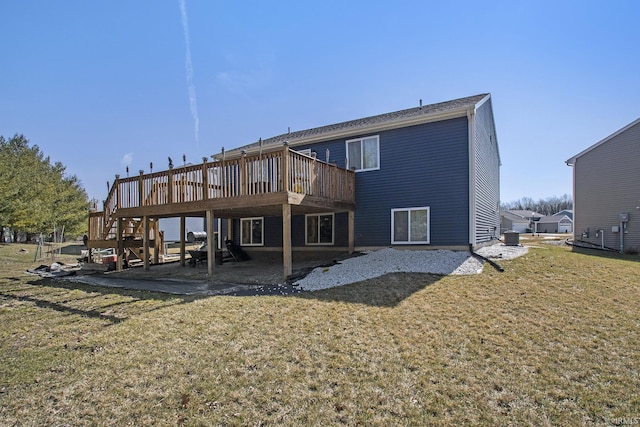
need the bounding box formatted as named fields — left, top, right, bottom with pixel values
left=566, top=116, right=640, bottom=166
left=219, top=94, right=490, bottom=158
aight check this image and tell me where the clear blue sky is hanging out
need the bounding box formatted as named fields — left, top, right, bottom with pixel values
left=2, top=1, right=639, bottom=205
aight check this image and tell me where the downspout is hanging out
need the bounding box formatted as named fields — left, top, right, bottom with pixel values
left=468, top=108, right=476, bottom=249
left=469, top=244, right=504, bottom=272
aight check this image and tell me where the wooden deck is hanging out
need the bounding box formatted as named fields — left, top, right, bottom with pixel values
left=87, top=146, right=356, bottom=278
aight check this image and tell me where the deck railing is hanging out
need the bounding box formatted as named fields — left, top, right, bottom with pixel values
left=89, top=146, right=355, bottom=240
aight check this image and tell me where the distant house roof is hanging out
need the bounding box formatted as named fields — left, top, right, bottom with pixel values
left=538, top=214, right=572, bottom=225
left=500, top=210, right=530, bottom=223
left=551, top=209, right=573, bottom=220
left=218, top=93, right=491, bottom=158
left=504, top=210, right=544, bottom=220
left=566, top=117, right=640, bottom=165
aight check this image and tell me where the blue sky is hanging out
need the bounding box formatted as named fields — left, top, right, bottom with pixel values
left=1, top=1, right=639, bottom=204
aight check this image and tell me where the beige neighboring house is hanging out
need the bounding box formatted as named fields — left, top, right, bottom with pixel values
left=500, top=210, right=543, bottom=233
left=566, top=117, right=640, bottom=252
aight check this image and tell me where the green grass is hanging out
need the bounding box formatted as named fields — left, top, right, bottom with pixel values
left=1, top=240, right=639, bottom=425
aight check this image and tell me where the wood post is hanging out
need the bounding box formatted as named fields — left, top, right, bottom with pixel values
left=167, top=165, right=173, bottom=205
left=153, top=220, right=160, bottom=264
left=143, top=216, right=150, bottom=271
left=207, top=210, right=215, bottom=277
left=116, top=217, right=123, bottom=271
left=282, top=203, right=292, bottom=278
left=138, top=170, right=144, bottom=207
left=240, top=152, right=246, bottom=196
left=114, top=174, right=120, bottom=210
left=348, top=210, right=355, bottom=254
left=282, top=146, right=290, bottom=192
left=202, top=157, right=209, bottom=200
left=180, top=215, right=186, bottom=267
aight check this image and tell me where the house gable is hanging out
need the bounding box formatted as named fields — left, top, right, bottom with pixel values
left=567, top=117, right=640, bottom=251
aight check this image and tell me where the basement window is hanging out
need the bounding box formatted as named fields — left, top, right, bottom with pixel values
left=391, top=207, right=430, bottom=244
left=306, top=213, right=334, bottom=245
left=240, top=217, right=264, bottom=246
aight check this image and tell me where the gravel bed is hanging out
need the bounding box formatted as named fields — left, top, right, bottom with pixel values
left=295, top=244, right=528, bottom=292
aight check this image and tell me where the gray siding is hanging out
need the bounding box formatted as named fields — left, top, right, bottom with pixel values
left=472, top=98, right=501, bottom=246
left=574, top=120, right=640, bottom=251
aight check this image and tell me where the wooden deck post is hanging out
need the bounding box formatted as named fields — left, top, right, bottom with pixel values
left=167, top=164, right=173, bottom=205
left=138, top=170, right=144, bottom=207
left=282, top=145, right=290, bottom=192
left=201, top=157, right=209, bottom=200
left=143, top=215, right=150, bottom=271
left=348, top=210, right=355, bottom=254
left=240, top=151, right=246, bottom=196
left=282, top=203, right=292, bottom=278
left=207, top=210, right=216, bottom=277
left=114, top=174, right=120, bottom=210
left=179, top=215, right=186, bottom=267
left=116, top=217, right=123, bottom=271
left=153, top=219, right=160, bottom=264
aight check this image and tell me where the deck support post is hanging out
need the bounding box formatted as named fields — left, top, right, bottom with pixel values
left=207, top=210, right=216, bottom=277
left=153, top=220, right=160, bottom=264
left=348, top=210, right=355, bottom=254
left=282, top=203, right=292, bottom=278
left=179, top=215, right=186, bottom=267
left=143, top=216, right=150, bottom=271
left=227, top=219, right=233, bottom=243
left=116, top=217, right=123, bottom=271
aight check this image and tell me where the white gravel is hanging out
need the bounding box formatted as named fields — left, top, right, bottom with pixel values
left=295, top=243, right=528, bottom=291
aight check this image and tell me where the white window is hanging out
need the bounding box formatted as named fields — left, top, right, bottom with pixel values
left=346, top=135, right=379, bottom=172
left=306, top=213, right=334, bottom=245
left=240, top=217, right=264, bottom=246
left=391, top=207, right=430, bottom=244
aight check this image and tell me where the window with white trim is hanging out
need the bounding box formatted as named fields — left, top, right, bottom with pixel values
left=391, top=207, right=430, bottom=244
left=346, top=135, right=379, bottom=172
left=305, top=213, right=334, bottom=245
left=240, top=217, right=264, bottom=246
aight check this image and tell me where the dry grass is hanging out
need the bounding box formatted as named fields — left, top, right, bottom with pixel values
left=1, top=240, right=639, bottom=426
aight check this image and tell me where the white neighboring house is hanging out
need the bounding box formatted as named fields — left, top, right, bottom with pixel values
left=535, top=212, right=573, bottom=234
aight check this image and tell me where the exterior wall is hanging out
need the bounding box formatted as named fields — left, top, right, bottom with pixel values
left=472, top=98, right=501, bottom=246
left=501, top=217, right=528, bottom=233
left=228, top=103, right=502, bottom=250
left=231, top=213, right=349, bottom=249
left=287, top=117, right=471, bottom=248
left=573, top=121, right=640, bottom=251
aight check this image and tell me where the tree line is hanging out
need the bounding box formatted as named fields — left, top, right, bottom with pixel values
left=0, top=134, right=88, bottom=242
left=501, top=194, right=573, bottom=217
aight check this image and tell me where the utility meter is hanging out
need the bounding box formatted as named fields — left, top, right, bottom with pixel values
left=619, top=213, right=630, bottom=222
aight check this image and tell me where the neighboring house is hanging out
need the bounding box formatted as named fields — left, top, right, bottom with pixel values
left=222, top=93, right=501, bottom=253
left=500, top=210, right=544, bottom=233
left=89, top=93, right=501, bottom=277
left=500, top=210, right=531, bottom=233
left=535, top=213, right=573, bottom=233
left=554, top=209, right=573, bottom=221
left=566, top=117, right=640, bottom=252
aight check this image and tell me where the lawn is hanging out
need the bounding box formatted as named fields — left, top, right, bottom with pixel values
left=1, top=240, right=639, bottom=426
